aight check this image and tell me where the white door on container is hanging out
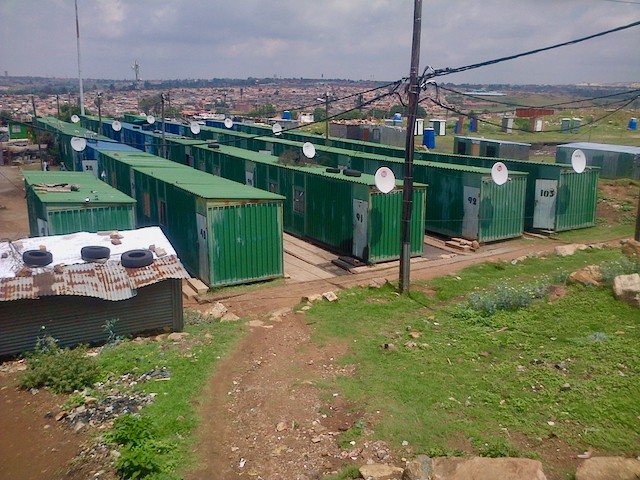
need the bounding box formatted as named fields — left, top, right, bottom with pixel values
left=196, top=213, right=210, bottom=283
left=245, top=170, right=254, bottom=187
left=37, top=218, right=49, bottom=236
left=462, top=186, right=480, bottom=239
left=533, top=179, right=557, bottom=230
left=352, top=200, right=368, bottom=259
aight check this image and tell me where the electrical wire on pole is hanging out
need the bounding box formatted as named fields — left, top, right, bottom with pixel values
left=399, top=0, right=422, bottom=294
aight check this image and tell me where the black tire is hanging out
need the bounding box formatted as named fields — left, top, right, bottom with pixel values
left=343, top=168, right=362, bottom=177
left=22, top=250, right=53, bottom=267
left=325, top=167, right=341, bottom=173
left=121, top=249, right=154, bottom=268
left=81, top=246, right=111, bottom=262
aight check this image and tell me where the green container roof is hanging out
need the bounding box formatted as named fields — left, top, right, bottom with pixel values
left=23, top=171, right=136, bottom=205
left=133, top=166, right=285, bottom=201
left=36, top=116, right=109, bottom=141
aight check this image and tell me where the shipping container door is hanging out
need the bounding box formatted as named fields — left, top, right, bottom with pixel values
left=196, top=213, right=210, bottom=283
left=37, top=218, right=49, bottom=236
left=533, top=179, right=557, bottom=230
left=353, top=200, right=368, bottom=259
left=462, top=186, right=480, bottom=239
left=130, top=169, right=137, bottom=199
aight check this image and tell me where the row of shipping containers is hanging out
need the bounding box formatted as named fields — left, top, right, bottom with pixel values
left=167, top=119, right=598, bottom=235
left=36, top=117, right=285, bottom=288
left=156, top=120, right=528, bottom=242
left=81, top=116, right=428, bottom=263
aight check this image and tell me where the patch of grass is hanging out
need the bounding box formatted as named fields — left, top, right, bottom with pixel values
left=97, top=319, right=245, bottom=478
left=322, top=464, right=361, bottom=480
left=337, top=420, right=365, bottom=449
left=19, top=336, right=100, bottom=394
left=307, top=249, right=640, bottom=472
left=554, top=224, right=634, bottom=243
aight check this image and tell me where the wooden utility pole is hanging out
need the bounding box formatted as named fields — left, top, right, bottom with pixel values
left=399, top=0, right=423, bottom=293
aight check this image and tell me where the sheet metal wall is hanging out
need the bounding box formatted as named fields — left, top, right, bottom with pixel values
left=556, top=145, right=640, bottom=180
left=0, top=279, right=182, bottom=358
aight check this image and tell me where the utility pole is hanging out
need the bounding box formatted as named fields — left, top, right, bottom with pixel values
left=56, top=94, right=60, bottom=118
left=324, top=93, right=329, bottom=140
left=635, top=186, right=640, bottom=241
left=31, top=95, right=43, bottom=170
left=75, top=0, right=85, bottom=115
left=96, top=92, right=103, bottom=135
left=399, top=0, right=423, bottom=294
left=161, top=93, right=166, bottom=159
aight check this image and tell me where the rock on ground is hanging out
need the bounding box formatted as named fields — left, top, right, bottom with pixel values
left=612, top=273, right=640, bottom=308
left=403, top=456, right=547, bottom=480
left=360, top=463, right=404, bottom=480
left=555, top=244, right=588, bottom=257
left=575, top=457, right=640, bottom=480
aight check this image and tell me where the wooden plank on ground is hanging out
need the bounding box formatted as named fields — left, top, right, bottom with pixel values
left=284, top=252, right=335, bottom=281
left=283, top=233, right=337, bottom=264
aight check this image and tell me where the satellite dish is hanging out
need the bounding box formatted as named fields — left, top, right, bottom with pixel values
left=302, top=142, right=316, bottom=159
left=190, top=122, right=201, bottom=135
left=224, top=118, right=233, bottom=129
left=272, top=123, right=283, bottom=136
left=70, top=137, right=87, bottom=152
left=146, top=115, right=155, bottom=124
left=491, top=162, right=509, bottom=185
left=374, top=166, right=396, bottom=194
left=71, top=115, right=80, bottom=123
left=112, top=120, right=122, bottom=132
left=571, top=149, right=586, bottom=173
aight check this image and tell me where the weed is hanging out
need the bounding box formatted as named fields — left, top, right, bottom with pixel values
left=473, top=437, right=520, bottom=458
left=599, top=255, right=640, bottom=283
left=458, top=279, right=550, bottom=317
left=337, top=420, right=365, bottom=449
left=322, top=464, right=361, bottom=480
left=62, top=393, right=86, bottom=410
left=103, top=318, right=123, bottom=347
left=107, top=414, right=157, bottom=447
left=19, top=336, right=100, bottom=394
left=183, top=309, right=210, bottom=326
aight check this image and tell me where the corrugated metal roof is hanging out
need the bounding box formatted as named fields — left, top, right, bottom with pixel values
left=23, top=171, right=136, bottom=205
left=0, top=255, right=188, bottom=302
left=558, top=142, right=640, bottom=155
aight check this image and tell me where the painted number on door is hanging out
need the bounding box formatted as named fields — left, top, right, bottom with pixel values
left=540, top=189, right=555, bottom=198
left=467, top=196, right=477, bottom=205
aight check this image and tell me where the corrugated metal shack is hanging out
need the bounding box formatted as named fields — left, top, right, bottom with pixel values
left=0, top=227, right=189, bottom=358
left=556, top=142, right=640, bottom=180
left=453, top=136, right=531, bottom=160
left=23, top=171, right=136, bottom=237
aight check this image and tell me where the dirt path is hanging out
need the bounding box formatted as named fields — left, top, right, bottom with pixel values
left=183, top=238, right=571, bottom=480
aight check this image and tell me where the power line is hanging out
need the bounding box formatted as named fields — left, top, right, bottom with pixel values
left=423, top=19, right=640, bottom=80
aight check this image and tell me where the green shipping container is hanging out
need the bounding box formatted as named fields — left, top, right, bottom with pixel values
left=348, top=157, right=527, bottom=242
left=130, top=166, right=284, bottom=287
left=23, top=171, right=136, bottom=236
left=424, top=152, right=599, bottom=232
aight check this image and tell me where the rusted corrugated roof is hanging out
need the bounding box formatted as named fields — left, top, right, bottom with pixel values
left=0, top=255, right=189, bottom=302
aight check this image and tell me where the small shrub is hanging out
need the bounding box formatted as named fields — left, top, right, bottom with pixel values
left=461, top=280, right=550, bottom=317
left=600, top=255, right=640, bottom=284
left=474, top=437, right=520, bottom=458
left=19, top=336, right=100, bottom=394
left=107, top=415, right=157, bottom=447
left=114, top=443, right=164, bottom=479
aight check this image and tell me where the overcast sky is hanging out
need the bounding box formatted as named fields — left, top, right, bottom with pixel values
left=1, top=0, right=639, bottom=85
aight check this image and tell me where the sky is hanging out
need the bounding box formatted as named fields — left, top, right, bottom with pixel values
left=1, top=0, right=639, bottom=85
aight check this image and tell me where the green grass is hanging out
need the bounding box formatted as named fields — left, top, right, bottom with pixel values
left=306, top=249, right=640, bottom=472
left=95, top=318, right=245, bottom=478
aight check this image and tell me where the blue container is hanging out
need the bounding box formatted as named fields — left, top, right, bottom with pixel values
left=283, top=110, right=291, bottom=120
left=469, top=117, right=477, bottom=132
left=423, top=127, right=436, bottom=149
left=629, top=118, right=638, bottom=131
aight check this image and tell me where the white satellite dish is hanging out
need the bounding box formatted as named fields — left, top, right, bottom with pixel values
left=190, top=122, right=201, bottom=135
left=70, top=137, right=87, bottom=152
left=71, top=114, right=80, bottom=123
left=146, top=115, right=155, bottom=124
left=491, top=161, right=509, bottom=185
left=224, top=118, right=234, bottom=129
left=374, top=166, right=396, bottom=194
left=272, top=123, right=282, bottom=136
left=571, top=149, right=586, bottom=173
left=112, top=120, right=122, bottom=132
left=302, top=142, right=316, bottom=159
